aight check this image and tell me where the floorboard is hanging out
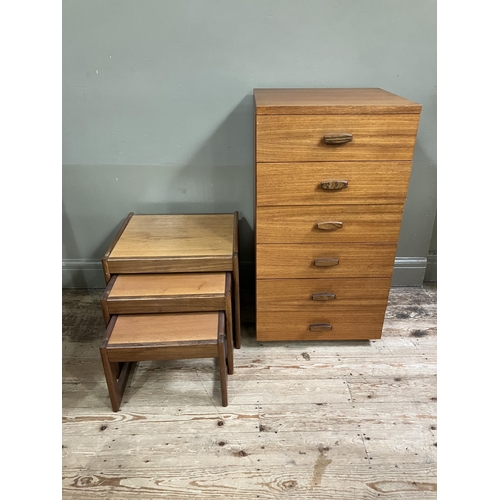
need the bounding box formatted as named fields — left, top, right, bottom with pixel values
left=62, top=284, right=437, bottom=499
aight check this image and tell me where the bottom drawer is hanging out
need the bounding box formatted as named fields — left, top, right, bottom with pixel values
left=256, top=308, right=387, bottom=341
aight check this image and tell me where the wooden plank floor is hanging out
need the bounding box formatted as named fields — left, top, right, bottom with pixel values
left=62, top=284, right=437, bottom=499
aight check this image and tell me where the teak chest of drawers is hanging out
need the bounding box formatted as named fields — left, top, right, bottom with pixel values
left=254, top=88, right=422, bottom=341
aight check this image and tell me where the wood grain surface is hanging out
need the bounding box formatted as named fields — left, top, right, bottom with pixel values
left=106, top=256, right=234, bottom=275
left=256, top=309, right=387, bottom=341
left=254, top=88, right=422, bottom=115
left=104, top=273, right=228, bottom=315
left=106, top=297, right=228, bottom=316
left=256, top=243, right=398, bottom=279
left=256, top=162, right=412, bottom=206
left=108, top=313, right=219, bottom=345
left=256, top=278, right=392, bottom=311
left=256, top=205, right=404, bottom=243
left=106, top=344, right=221, bottom=363
left=256, top=114, right=420, bottom=162
left=109, top=214, right=235, bottom=259
left=109, top=273, right=226, bottom=298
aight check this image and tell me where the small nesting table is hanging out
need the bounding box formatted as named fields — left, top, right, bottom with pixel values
left=100, top=311, right=229, bottom=410
left=99, top=212, right=240, bottom=409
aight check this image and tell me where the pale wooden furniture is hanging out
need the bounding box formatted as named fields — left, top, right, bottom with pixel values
left=100, top=311, right=229, bottom=410
left=254, top=88, right=422, bottom=341
left=99, top=212, right=240, bottom=410
left=102, top=212, right=240, bottom=349
left=101, top=272, right=234, bottom=373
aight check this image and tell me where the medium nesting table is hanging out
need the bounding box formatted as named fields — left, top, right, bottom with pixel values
left=99, top=212, right=240, bottom=410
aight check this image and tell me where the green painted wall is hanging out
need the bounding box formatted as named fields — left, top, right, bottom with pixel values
left=62, top=0, right=436, bottom=287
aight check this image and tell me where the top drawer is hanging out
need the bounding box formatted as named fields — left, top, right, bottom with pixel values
left=255, top=114, right=420, bottom=162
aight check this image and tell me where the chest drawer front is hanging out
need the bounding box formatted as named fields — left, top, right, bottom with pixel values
left=256, top=309, right=386, bottom=341
left=256, top=162, right=412, bottom=206
left=256, top=243, right=398, bottom=279
left=256, top=205, right=404, bottom=244
left=256, top=114, right=420, bottom=162
left=257, top=278, right=391, bottom=311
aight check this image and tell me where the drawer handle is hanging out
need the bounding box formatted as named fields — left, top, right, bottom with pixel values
left=316, top=221, right=343, bottom=231
left=324, top=133, right=353, bottom=145
left=309, top=323, right=333, bottom=332
left=320, top=180, right=348, bottom=191
left=311, top=292, right=336, bottom=301
left=314, top=258, right=339, bottom=267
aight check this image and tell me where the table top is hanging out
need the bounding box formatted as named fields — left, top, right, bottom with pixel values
left=103, top=213, right=238, bottom=275
left=108, top=273, right=227, bottom=298
left=107, top=213, right=236, bottom=259
left=108, top=312, right=220, bottom=345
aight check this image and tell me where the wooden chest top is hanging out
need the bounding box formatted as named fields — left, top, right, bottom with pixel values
left=253, top=88, right=421, bottom=115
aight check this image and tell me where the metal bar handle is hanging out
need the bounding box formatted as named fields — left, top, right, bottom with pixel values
left=316, top=221, right=343, bottom=231
left=311, top=293, right=336, bottom=301
left=309, top=323, right=333, bottom=332
left=323, top=133, right=353, bottom=145
left=320, top=180, right=348, bottom=191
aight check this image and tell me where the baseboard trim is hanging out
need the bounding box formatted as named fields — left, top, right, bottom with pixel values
left=424, top=254, right=437, bottom=283
left=391, top=257, right=428, bottom=286
left=63, top=257, right=431, bottom=289
left=62, top=259, right=106, bottom=288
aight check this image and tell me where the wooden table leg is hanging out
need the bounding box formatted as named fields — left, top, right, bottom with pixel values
left=232, top=252, right=241, bottom=349
left=218, top=313, right=229, bottom=407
